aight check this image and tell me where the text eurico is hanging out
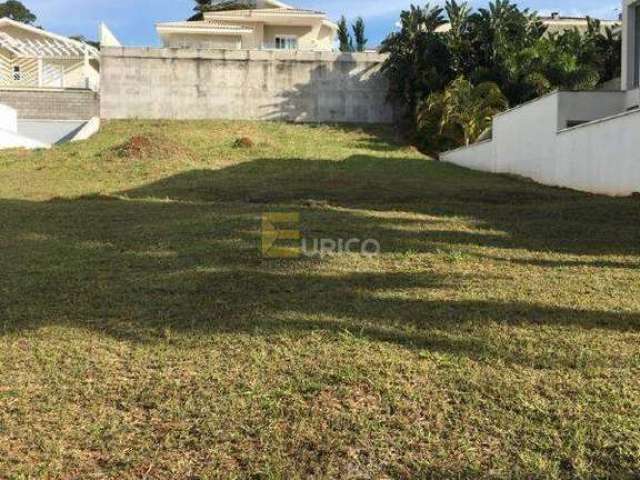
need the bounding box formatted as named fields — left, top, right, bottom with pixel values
left=261, top=212, right=381, bottom=258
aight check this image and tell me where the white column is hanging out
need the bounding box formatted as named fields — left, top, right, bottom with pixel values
left=37, top=57, right=43, bottom=87
left=622, top=0, right=639, bottom=90
left=83, top=49, right=90, bottom=89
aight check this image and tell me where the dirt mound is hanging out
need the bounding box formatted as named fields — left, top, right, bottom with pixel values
left=233, top=137, right=255, bottom=149
left=109, top=134, right=193, bottom=160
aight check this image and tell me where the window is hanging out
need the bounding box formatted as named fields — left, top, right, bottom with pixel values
left=13, top=65, right=21, bottom=81
left=275, top=36, right=298, bottom=50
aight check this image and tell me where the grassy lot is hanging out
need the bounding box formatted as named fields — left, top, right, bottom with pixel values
left=0, top=120, right=639, bottom=479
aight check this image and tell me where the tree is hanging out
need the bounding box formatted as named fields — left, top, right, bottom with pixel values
left=337, top=15, right=353, bottom=52
left=189, top=0, right=252, bottom=21
left=418, top=76, right=508, bottom=148
left=380, top=4, right=452, bottom=130
left=382, top=0, right=621, bottom=153
left=582, top=18, right=622, bottom=84
left=596, top=25, right=622, bottom=83
left=352, top=17, right=367, bottom=52
left=69, top=35, right=100, bottom=50
left=533, top=31, right=600, bottom=92
left=445, top=0, right=473, bottom=77
left=465, top=0, right=546, bottom=104
left=0, top=0, right=36, bottom=24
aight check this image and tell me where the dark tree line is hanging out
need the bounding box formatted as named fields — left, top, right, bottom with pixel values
left=0, top=0, right=36, bottom=24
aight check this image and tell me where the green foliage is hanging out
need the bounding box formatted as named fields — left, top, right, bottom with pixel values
left=380, top=4, right=453, bottom=131
left=189, top=0, right=253, bottom=20
left=0, top=0, right=36, bottom=24
left=418, top=76, right=508, bottom=151
left=338, top=16, right=369, bottom=53
left=383, top=0, right=622, bottom=152
left=352, top=17, right=368, bottom=52
left=337, top=15, right=353, bottom=52
left=445, top=0, right=474, bottom=77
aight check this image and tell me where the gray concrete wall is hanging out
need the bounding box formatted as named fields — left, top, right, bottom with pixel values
left=100, top=47, right=394, bottom=124
left=0, top=89, right=99, bottom=120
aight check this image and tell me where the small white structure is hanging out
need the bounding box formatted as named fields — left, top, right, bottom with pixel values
left=0, top=103, right=48, bottom=148
left=0, top=18, right=100, bottom=91
left=0, top=101, right=101, bottom=150
left=99, top=23, right=122, bottom=48
left=441, top=0, right=640, bottom=197
left=156, top=0, right=338, bottom=51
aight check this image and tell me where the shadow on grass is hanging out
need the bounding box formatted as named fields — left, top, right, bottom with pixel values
left=121, top=156, right=640, bottom=257
left=1, top=152, right=639, bottom=367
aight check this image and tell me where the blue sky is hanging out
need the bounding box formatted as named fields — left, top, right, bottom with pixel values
left=27, top=0, right=621, bottom=47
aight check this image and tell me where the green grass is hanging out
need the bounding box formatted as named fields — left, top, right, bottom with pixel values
left=0, top=120, right=639, bottom=479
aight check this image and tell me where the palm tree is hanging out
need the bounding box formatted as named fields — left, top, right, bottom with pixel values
left=419, top=76, right=508, bottom=147
left=381, top=4, right=451, bottom=127
left=445, top=0, right=473, bottom=77
left=596, top=26, right=622, bottom=83
left=538, top=30, right=601, bottom=91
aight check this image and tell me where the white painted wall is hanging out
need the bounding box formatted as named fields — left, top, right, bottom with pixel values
left=557, top=91, right=630, bottom=128
left=441, top=91, right=640, bottom=196
left=0, top=127, right=49, bottom=149
left=70, top=117, right=100, bottom=142
left=441, top=140, right=494, bottom=172
left=0, top=102, right=99, bottom=149
left=556, top=110, right=640, bottom=196
left=626, top=87, right=640, bottom=107
left=99, top=23, right=122, bottom=48
left=0, top=103, right=17, bottom=132
left=492, top=92, right=559, bottom=185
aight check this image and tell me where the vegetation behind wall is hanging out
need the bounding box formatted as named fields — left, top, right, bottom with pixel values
left=381, top=0, right=622, bottom=156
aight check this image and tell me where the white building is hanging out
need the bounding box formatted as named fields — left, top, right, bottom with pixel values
left=441, top=0, right=640, bottom=197
left=156, top=0, right=338, bottom=51
left=0, top=19, right=104, bottom=150
left=0, top=18, right=99, bottom=91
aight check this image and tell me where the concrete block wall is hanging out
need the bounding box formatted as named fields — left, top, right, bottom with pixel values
left=0, top=89, right=99, bottom=120
left=100, top=48, right=394, bottom=124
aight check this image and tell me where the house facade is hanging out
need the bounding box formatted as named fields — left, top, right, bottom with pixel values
left=0, top=18, right=99, bottom=91
left=156, top=0, right=337, bottom=51
left=440, top=0, right=640, bottom=197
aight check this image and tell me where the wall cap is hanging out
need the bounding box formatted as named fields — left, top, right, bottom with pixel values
left=440, top=139, right=493, bottom=157
left=557, top=105, right=640, bottom=134
left=101, top=47, right=389, bottom=63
